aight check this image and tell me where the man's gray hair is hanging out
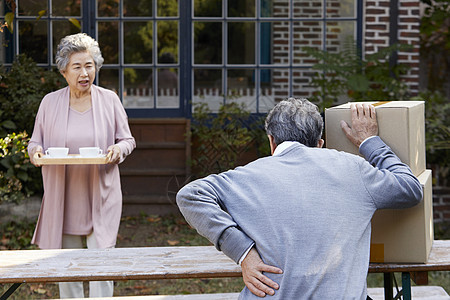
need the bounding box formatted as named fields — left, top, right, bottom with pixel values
left=265, top=97, right=323, bottom=147
left=55, top=33, right=104, bottom=72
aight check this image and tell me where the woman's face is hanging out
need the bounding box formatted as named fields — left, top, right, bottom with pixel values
left=62, top=51, right=96, bottom=95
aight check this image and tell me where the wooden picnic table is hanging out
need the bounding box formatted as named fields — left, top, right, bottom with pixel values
left=1, top=240, right=449, bottom=300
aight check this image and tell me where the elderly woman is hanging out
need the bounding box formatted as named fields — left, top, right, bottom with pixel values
left=28, top=33, right=135, bottom=298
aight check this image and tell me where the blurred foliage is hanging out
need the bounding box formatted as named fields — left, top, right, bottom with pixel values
left=191, top=102, right=270, bottom=178
left=0, top=54, right=64, bottom=137
left=412, top=91, right=450, bottom=168
left=303, top=42, right=412, bottom=111
left=0, top=132, right=42, bottom=204
left=0, top=55, right=59, bottom=204
left=420, top=0, right=450, bottom=95
left=0, top=219, right=37, bottom=250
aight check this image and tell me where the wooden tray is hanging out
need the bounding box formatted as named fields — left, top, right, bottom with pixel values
left=35, top=154, right=108, bottom=165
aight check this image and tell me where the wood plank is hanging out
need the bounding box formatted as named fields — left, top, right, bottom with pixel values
left=0, top=246, right=241, bottom=284
left=368, top=240, right=450, bottom=273
left=1, top=241, right=450, bottom=285
left=367, top=286, right=449, bottom=299
left=35, top=154, right=107, bottom=165
left=55, top=293, right=240, bottom=300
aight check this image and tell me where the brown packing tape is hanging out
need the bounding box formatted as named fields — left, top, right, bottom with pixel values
left=370, top=243, right=385, bottom=263
left=372, top=101, right=391, bottom=107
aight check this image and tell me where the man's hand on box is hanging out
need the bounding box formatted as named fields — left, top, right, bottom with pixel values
left=340, top=103, right=378, bottom=147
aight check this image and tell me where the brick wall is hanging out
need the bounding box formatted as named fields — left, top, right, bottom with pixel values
left=364, top=0, right=421, bottom=95
left=270, top=0, right=422, bottom=98
left=430, top=165, right=450, bottom=225
left=434, top=186, right=450, bottom=224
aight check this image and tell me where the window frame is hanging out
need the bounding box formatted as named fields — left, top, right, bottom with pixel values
left=2, top=0, right=363, bottom=118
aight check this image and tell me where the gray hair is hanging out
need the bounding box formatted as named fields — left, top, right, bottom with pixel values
left=265, top=97, right=323, bottom=147
left=55, top=33, right=104, bottom=72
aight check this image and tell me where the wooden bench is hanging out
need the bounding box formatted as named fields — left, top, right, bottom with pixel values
left=1, top=240, right=450, bottom=300
left=56, top=294, right=241, bottom=300
left=45, top=286, right=450, bottom=300
left=367, top=286, right=450, bottom=299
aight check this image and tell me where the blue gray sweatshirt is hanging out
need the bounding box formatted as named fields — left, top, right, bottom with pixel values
left=176, top=137, right=423, bottom=299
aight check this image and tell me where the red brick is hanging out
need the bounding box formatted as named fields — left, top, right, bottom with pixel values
left=366, top=9, right=388, bottom=14
left=402, top=77, right=420, bottom=82
left=400, top=32, right=419, bottom=37
left=400, top=17, right=419, bottom=22
left=372, top=39, right=389, bottom=44
left=400, top=2, right=419, bottom=7
left=366, top=24, right=387, bottom=30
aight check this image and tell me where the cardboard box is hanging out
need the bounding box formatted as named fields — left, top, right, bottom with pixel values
left=370, top=169, right=434, bottom=263
left=325, top=101, right=426, bottom=176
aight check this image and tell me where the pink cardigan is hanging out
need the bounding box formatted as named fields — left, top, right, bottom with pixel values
left=28, top=85, right=136, bottom=249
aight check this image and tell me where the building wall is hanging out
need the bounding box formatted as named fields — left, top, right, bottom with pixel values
left=431, top=165, right=450, bottom=225
left=270, top=0, right=422, bottom=98
left=364, top=0, right=421, bottom=95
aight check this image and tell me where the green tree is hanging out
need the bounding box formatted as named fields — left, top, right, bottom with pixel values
left=0, top=55, right=64, bottom=136
left=303, top=42, right=411, bottom=111
left=420, top=0, right=450, bottom=95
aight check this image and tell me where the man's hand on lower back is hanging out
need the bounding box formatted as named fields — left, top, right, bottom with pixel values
left=241, top=247, right=283, bottom=297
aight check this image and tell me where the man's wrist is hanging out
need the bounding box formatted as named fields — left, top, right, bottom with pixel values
left=239, top=243, right=255, bottom=265
left=359, top=136, right=377, bottom=148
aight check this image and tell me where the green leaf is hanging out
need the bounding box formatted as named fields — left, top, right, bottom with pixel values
left=17, top=171, right=28, bottom=182
left=0, top=159, right=12, bottom=169
left=36, top=10, right=47, bottom=21
left=2, top=120, right=16, bottom=129
left=5, top=12, right=14, bottom=33
left=68, top=18, right=81, bottom=30
left=347, top=74, right=370, bottom=92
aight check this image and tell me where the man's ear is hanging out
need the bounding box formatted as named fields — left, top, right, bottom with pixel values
left=268, top=135, right=277, bottom=155
left=317, top=139, right=324, bottom=148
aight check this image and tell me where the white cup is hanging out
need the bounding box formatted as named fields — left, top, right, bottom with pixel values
left=79, top=147, right=103, bottom=158
left=45, top=147, right=69, bottom=158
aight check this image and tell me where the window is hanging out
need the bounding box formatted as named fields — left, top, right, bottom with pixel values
left=1, top=0, right=362, bottom=117
left=192, top=0, right=362, bottom=113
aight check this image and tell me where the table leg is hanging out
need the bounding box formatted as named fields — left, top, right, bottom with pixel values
left=0, top=283, right=22, bottom=300
left=384, top=273, right=394, bottom=299
left=402, top=272, right=411, bottom=300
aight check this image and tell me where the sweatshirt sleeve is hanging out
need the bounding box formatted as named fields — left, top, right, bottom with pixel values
left=176, top=178, right=255, bottom=263
left=112, top=94, right=136, bottom=163
left=28, top=96, right=47, bottom=156
left=358, top=136, right=423, bottom=209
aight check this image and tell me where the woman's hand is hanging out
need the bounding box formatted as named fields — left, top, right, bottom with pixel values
left=31, top=146, right=43, bottom=167
left=106, top=145, right=121, bottom=164
left=241, top=247, right=283, bottom=297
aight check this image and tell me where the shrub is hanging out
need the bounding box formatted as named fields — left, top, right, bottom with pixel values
left=412, top=91, right=450, bottom=168
left=0, top=132, right=42, bottom=204
left=191, top=102, right=270, bottom=178
left=303, top=43, right=411, bottom=111
left=0, top=54, right=61, bottom=203
left=0, top=54, right=64, bottom=137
